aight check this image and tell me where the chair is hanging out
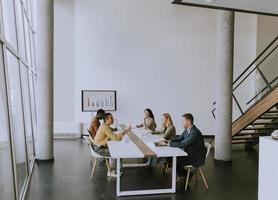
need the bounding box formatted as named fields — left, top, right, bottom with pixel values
left=85, top=136, right=111, bottom=179
left=184, top=142, right=211, bottom=191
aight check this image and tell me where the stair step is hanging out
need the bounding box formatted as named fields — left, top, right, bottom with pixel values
left=262, top=114, right=278, bottom=117
left=266, top=110, right=278, bottom=114
left=233, top=135, right=259, bottom=140
left=238, top=131, right=266, bottom=135
left=244, top=127, right=276, bottom=131
left=260, top=116, right=278, bottom=119
left=252, top=121, right=278, bottom=125
left=232, top=139, right=259, bottom=144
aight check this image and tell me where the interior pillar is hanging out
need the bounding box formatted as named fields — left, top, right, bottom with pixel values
left=35, top=0, right=54, bottom=161
left=214, top=10, right=234, bottom=163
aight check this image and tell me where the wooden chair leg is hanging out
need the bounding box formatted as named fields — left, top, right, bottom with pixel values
left=198, top=168, right=208, bottom=189
left=89, top=157, right=92, bottom=165
left=194, top=171, right=198, bottom=182
left=185, top=168, right=191, bottom=191
left=165, top=163, right=169, bottom=173
left=91, top=159, right=98, bottom=180
left=105, top=158, right=111, bottom=176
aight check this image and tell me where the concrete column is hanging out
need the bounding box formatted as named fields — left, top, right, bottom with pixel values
left=35, top=0, right=54, bottom=161
left=214, top=10, right=234, bottom=163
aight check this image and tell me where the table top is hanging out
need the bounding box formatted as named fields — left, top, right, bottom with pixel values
left=260, top=136, right=278, bottom=143
left=108, top=128, right=187, bottom=159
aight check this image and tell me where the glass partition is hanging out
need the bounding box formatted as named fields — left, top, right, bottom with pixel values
left=6, top=50, right=28, bottom=198
left=2, top=0, right=18, bottom=50
left=15, top=0, right=27, bottom=61
left=0, top=0, right=37, bottom=199
left=212, top=36, right=278, bottom=121
left=21, top=65, right=35, bottom=168
left=0, top=44, right=16, bottom=200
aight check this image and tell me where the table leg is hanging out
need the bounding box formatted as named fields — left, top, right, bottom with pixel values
left=116, top=158, right=121, bottom=196
left=171, top=156, right=177, bottom=193
left=116, top=156, right=178, bottom=196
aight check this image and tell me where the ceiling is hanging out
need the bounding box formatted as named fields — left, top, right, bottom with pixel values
left=172, top=0, right=278, bottom=16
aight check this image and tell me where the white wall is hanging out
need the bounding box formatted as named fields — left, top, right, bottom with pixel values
left=54, top=0, right=77, bottom=134
left=54, top=0, right=258, bottom=135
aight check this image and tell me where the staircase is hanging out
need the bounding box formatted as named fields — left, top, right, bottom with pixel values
left=212, top=36, right=278, bottom=146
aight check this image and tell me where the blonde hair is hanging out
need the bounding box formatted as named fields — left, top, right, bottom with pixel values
left=162, top=113, right=173, bottom=128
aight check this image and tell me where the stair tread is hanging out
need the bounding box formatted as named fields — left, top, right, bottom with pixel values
left=260, top=116, right=278, bottom=119
left=233, top=135, right=259, bottom=139
left=232, top=138, right=259, bottom=144
left=238, top=131, right=267, bottom=135
left=244, top=127, right=276, bottom=130
left=252, top=121, right=278, bottom=125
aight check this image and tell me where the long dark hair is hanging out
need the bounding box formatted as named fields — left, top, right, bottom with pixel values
left=145, top=108, right=155, bottom=120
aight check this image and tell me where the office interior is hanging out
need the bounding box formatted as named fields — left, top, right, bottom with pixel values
left=0, top=0, right=278, bottom=200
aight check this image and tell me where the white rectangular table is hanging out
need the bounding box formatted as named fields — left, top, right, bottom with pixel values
left=107, top=128, right=187, bottom=197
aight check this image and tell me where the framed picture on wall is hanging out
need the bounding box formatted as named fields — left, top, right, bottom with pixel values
left=81, top=90, right=117, bottom=112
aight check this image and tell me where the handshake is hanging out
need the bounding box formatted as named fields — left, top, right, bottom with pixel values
left=122, top=125, right=131, bottom=135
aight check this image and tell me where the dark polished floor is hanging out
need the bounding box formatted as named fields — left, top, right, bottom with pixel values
left=26, top=139, right=258, bottom=200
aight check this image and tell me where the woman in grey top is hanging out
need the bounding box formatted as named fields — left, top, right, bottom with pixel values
left=136, top=108, right=157, bottom=131
left=150, top=113, right=176, bottom=140
left=140, top=113, right=176, bottom=168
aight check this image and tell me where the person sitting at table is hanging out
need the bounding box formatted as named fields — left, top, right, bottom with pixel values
left=88, top=109, right=105, bottom=139
left=149, top=113, right=176, bottom=171
left=171, top=113, right=206, bottom=178
left=136, top=108, right=157, bottom=131
left=159, top=113, right=206, bottom=179
left=149, top=113, right=176, bottom=140
left=93, top=113, right=131, bottom=177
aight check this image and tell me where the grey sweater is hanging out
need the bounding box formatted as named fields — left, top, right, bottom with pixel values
left=152, top=125, right=176, bottom=140
left=137, top=117, right=156, bottom=131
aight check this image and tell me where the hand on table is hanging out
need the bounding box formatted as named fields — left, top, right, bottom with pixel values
left=148, top=129, right=154, bottom=134
left=154, top=140, right=168, bottom=146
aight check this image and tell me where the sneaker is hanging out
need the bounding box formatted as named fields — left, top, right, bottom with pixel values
left=107, top=170, right=123, bottom=178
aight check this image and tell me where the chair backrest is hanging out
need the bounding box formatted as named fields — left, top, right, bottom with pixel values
left=85, top=136, right=102, bottom=158
left=87, top=129, right=94, bottom=137
left=205, top=142, right=212, bottom=158
left=85, top=136, right=94, bottom=145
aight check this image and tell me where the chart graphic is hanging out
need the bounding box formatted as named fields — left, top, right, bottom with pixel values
left=81, top=90, right=117, bottom=111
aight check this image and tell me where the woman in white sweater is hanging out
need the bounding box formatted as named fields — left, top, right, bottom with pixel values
left=136, top=108, right=157, bottom=131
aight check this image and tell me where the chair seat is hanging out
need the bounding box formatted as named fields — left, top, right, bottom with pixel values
left=184, top=165, right=194, bottom=169
left=183, top=142, right=211, bottom=191
left=90, top=148, right=110, bottom=159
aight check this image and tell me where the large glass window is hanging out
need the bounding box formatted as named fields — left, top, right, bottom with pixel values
left=0, top=1, right=3, bottom=35
left=26, top=0, right=33, bottom=21
left=28, top=72, right=37, bottom=144
left=0, top=0, right=37, bottom=199
left=6, top=50, right=28, bottom=198
left=30, top=31, right=36, bottom=69
left=2, top=0, right=18, bottom=50
left=0, top=45, right=16, bottom=200
left=24, top=16, right=31, bottom=65
left=21, top=65, right=35, bottom=168
left=15, top=0, right=27, bottom=60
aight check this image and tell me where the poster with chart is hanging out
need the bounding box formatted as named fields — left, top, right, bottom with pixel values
left=81, top=90, right=117, bottom=111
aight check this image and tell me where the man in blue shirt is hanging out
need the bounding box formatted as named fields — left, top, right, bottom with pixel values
left=169, top=113, right=207, bottom=177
